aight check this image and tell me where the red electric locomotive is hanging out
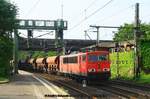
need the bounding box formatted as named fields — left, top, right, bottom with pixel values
left=59, top=51, right=110, bottom=81
left=28, top=51, right=110, bottom=83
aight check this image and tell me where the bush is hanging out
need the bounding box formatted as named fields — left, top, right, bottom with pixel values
left=140, top=40, right=150, bottom=73
left=0, top=36, right=13, bottom=76
left=0, top=0, right=18, bottom=77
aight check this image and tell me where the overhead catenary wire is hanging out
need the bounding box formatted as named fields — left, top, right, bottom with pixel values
left=81, top=2, right=133, bottom=41
left=34, top=31, right=53, bottom=38
left=70, top=0, right=98, bottom=21
left=21, top=33, right=27, bottom=37
left=142, top=13, right=150, bottom=20
left=69, top=0, right=114, bottom=31
left=85, top=0, right=114, bottom=21
left=19, top=32, right=27, bottom=37
left=81, top=4, right=134, bottom=37
left=25, top=0, right=41, bottom=17
left=85, top=27, right=94, bottom=32
left=85, top=0, right=97, bottom=11
left=95, top=4, right=134, bottom=24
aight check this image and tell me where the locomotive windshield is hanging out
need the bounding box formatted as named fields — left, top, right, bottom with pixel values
left=88, top=54, right=108, bottom=62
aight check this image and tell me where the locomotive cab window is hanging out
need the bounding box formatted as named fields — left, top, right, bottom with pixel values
left=88, top=54, right=108, bottom=62
left=98, top=55, right=108, bottom=61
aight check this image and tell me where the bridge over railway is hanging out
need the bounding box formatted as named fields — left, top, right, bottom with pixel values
left=18, top=37, right=113, bottom=51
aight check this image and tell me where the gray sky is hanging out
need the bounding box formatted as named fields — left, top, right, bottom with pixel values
left=11, top=0, right=150, bottom=40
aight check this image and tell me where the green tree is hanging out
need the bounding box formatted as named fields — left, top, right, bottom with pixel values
left=0, top=0, right=18, bottom=37
left=31, top=51, right=57, bottom=58
left=113, top=23, right=150, bottom=41
left=113, top=23, right=134, bottom=41
left=18, top=51, right=29, bottom=60
left=47, top=51, right=57, bottom=56
left=140, top=23, right=150, bottom=39
left=0, top=36, right=13, bottom=69
left=32, top=51, right=47, bottom=58
left=0, top=0, right=18, bottom=76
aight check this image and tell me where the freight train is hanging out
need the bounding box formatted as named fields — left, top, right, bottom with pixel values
left=20, top=51, right=111, bottom=83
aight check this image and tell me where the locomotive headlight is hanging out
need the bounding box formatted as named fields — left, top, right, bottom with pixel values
left=88, top=68, right=96, bottom=72
left=103, top=68, right=110, bottom=72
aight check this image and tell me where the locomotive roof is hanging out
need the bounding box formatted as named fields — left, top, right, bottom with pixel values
left=86, top=51, right=109, bottom=54
left=61, top=51, right=109, bottom=57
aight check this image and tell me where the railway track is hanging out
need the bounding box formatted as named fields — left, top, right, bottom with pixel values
left=34, top=72, right=150, bottom=99
left=93, top=80, right=150, bottom=99
left=111, top=80, right=150, bottom=92
left=35, top=73, right=118, bottom=99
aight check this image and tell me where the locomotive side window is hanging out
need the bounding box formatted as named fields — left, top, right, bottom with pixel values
left=63, top=57, right=68, bottom=64
left=63, top=56, right=78, bottom=64
left=68, top=56, right=78, bottom=63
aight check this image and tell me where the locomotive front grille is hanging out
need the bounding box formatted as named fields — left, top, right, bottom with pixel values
left=87, top=72, right=111, bottom=80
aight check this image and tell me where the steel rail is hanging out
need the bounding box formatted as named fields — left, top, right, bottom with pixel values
left=36, top=73, right=94, bottom=98
left=94, top=82, right=150, bottom=99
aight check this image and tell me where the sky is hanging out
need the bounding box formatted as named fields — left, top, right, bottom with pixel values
left=10, top=0, right=150, bottom=40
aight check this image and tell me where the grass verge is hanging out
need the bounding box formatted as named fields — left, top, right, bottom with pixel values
left=111, top=74, right=150, bottom=85
left=0, top=75, right=9, bottom=84
left=134, top=74, right=150, bottom=84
